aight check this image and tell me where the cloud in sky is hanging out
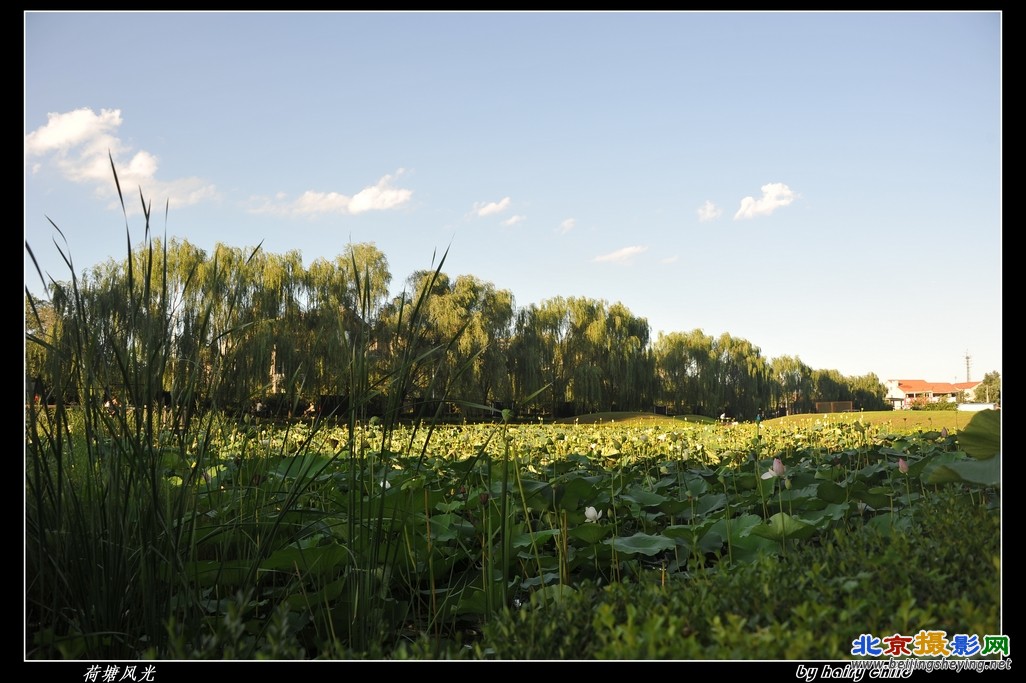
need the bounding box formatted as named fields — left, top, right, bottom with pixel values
left=249, top=171, right=412, bottom=217
left=660, top=255, right=679, bottom=264
left=559, top=218, right=576, bottom=234
left=502, top=214, right=525, bottom=227
left=25, top=107, right=218, bottom=211
left=734, top=182, right=797, bottom=220
left=697, top=200, right=722, bottom=222
left=347, top=171, right=412, bottom=214
left=594, top=245, right=648, bottom=264
left=474, top=197, right=511, bottom=217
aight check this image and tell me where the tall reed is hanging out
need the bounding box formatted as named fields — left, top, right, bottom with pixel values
left=26, top=160, right=229, bottom=658
left=25, top=160, right=467, bottom=658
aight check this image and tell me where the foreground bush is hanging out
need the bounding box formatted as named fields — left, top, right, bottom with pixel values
left=399, top=486, right=998, bottom=660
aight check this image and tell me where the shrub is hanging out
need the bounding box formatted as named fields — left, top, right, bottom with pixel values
left=467, top=486, right=999, bottom=660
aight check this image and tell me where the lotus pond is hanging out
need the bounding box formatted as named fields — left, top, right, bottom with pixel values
left=26, top=407, right=1000, bottom=659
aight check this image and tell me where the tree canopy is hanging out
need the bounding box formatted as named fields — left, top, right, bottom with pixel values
left=25, top=238, right=891, bottom=417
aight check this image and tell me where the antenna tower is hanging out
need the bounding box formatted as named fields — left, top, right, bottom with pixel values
left=964, top=350, right=972, bottom=383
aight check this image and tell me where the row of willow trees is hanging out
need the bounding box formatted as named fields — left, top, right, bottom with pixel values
left=25, top=237, right=889, bottom=422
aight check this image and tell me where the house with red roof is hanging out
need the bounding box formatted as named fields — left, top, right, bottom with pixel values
left=885, top=379, right=983, bottom=410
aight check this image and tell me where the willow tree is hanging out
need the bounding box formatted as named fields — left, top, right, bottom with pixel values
left=602, top=302, right=652, bottom=412
left=653, top=329, right=715, bottom=415
left=508, top=306, right=547, bottom=415
left=712, top=333, right=769, bottom=419
left=340, top=242, right=392, bottom=317
left=848, top=372, right=888, bottom=411
left=568, top=299, right=605, bottom=414
left=372, top=264, right=465, bottom=420
left=510, top=297, right=575, bottom=417
left=25, top=292, right=56, bottom=400
left=811, top=368, right=851, bottom=407
left=159, top=238, right=210, bottom=408
left=192, top=242, right=267, bottom=409
left=770, top=355, right=813, bottom=415
left=301, top=256, right=348, bottom=396
left=446, top=274, right=514, bottom=413
left=563, top=297, right=605, bottom=414
left=66, top=256, right=138, bottom=404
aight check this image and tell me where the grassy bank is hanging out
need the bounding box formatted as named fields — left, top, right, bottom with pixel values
left=561, top=409, right=981, bottom=434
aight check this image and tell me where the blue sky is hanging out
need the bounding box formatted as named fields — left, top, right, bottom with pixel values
left=24, top=11, right=1002, bottom=385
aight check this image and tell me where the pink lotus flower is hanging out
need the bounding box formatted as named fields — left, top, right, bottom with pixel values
left=761, top=458, right=786, bottom=479
left=898, top=458, right=909, bottom=474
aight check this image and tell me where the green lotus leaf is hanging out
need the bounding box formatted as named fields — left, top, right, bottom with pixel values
left=685, top=477, right=709, bottom=497
left=512, top=528, right=561, bottom=548
left=275, top=453, right=334, bottom=480
left=802, top=503, right=850, bottom=526
left=864, top=512, right=913, bottom=535
left=568, top=523, right=613, bottom=544
left=528, top=583, right=578, bottom=606
left=729, top=533, right=781, bottom=563
left=814, top=466, right=844, bottom=482
left=605, top=532, right=677, bottom=556
left=816, top=480, right=847, bottom=504
left=924, top=455, right=1000, bottom=487
left=428, top=513, right=476, bottom=542
left=957, top=409, right=1001, bottom=460
left=260, top=543, right=349, bottom=576
left=698, top=529, right=725, bottom=554
left=696, top=492, right=727, bottom=516
left=657, top=498, right=692, bottom=515
left=518, top=478, right=555, bottom=509
left=855, top=489, right=892, bottom=510
left=749, top=512, right=817, bottom=541
left=520, top=571, right=562, bottom=588
left=621, top=487, right=668, bottom=508
left=662, top=525, right=694, bottom=541
left=557, top=475, right=601, bottom=510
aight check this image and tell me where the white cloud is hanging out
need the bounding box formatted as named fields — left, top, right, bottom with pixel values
left=502, top=214, right=525, bottom=226
left=25, top=107, right=123, bottom=156
left=474, top=196, right=511, bottom=216
left=25, top=107, right=218, bottom=212
left=293, top=191, right=353, bottom=215
left=559, top=218, right=576, bottom=234
left=697, top=200, right=722, bottom=222
left=249, top=171, right=412, bottom=217
left=660, top=255, right=679, bottom=264
left=734, top=182, right=797, bottom=220
left=348, top=171, right=412, bottom=214
left=594, top=245, right=648, bottom=264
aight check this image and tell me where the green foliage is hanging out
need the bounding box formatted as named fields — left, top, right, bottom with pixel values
left=29, top=229, right=889, bottom=421
left=907, top=396, right=957, bottom=410
left=25, top=165, right=465, bottom=660
left=24, top=164, right=998, bottom=661
left=470, top=487, right=999, bottom=660
left=924, top=409, right=1000, bottom=488
left=974, top=371, right=1000, bottom=404
left=957, top=409, right=1000, bottom=459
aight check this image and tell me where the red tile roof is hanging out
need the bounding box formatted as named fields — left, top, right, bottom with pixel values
left=891, top=379, right=980, bottom=394
left=954, top=381, right=982, bottom=391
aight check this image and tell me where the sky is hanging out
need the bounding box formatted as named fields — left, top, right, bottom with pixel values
left=24, top=11, right=1002, bottom=385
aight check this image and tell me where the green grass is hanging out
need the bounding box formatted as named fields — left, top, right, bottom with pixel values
left=554, top=411, right=716, bottom=426
left=558, top=409, right=977, bottom=433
